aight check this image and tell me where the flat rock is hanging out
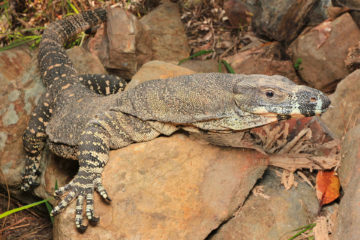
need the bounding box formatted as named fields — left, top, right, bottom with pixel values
left=321, top=69, right=360, bottom=138
left=53, top=134, right=268, bottom=239
left=179, top=59, right=225, bottom=73
left=345, top=41, right=360, bottom=72
left=307, top=0, right=333, bottom=26
left=210, top=168, right=319, bottom=240
left=87, top=7, right=152, bottom=79
left=252, top=0, right=317, bottom=43
left=125, top=60, right=195, bottom=90
left=289, top=13, right=360, bottom=91
left=335, top=125, right=360, bottom=240
left=140, top=0, right=190, bottom=62
left=0, top=47, right=43, bottom=187
left=334, top=0, right=360, bottom=27
left=224, top=42, right=301, bottom=83
left=223, top=0, right=252, bottom=28
left=67, top=46, right=107, bottom=75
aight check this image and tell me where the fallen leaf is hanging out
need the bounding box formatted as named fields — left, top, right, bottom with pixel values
left=316, top=171, right=340, bottom=206
left=281, top=170, right=297, bottom=190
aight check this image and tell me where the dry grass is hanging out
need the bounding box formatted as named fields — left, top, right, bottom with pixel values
left=0, top=192, right=52, bottom=240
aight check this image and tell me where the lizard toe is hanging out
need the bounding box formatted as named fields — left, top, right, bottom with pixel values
left=52, top=188, right=79, bottom=216
left=85, top=192, right=100, bottom=225
left=94, top=177, right=110, bottom=202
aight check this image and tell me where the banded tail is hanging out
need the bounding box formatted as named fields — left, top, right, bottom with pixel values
left=37, top=8, right=107, bottom=87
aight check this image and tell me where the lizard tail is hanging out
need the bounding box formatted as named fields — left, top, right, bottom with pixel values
left=38, top=8, right=107, bottom=87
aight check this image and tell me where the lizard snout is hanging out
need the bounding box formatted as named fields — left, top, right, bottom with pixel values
left=309, top=92, right=331, bottom=115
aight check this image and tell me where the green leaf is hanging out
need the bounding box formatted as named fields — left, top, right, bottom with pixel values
left=0, top=198, right=52, bottom=219
left=294, top=58, right=303, bottom=71
left=220, top=59, right=235, bottom=73
left=67, top=0, right=79, bottom=14
left=178, top=50, right=214, bottom=65
left=45, top=201, right=54, bottom=225
left=0, top=35, right=42, bottom=52
left=288, top=223, right=316, bottom=240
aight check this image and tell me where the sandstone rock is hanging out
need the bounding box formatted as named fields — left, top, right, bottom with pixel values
left=333, top=0, right=360, bottom=27
left=53, top=134, right=268, bottom=239
left=321, top=69, right=360, bottom=138
left=223, top=0, right=252, bottom=28
left=252, top=0, right=317, bottom=43
left=179, top=59, right=225, bottom=73
left=67, top=46, right=107, bottom=75
left=224, top=42, right=302, bottom=83
left=140, top=0, right=190, bottom=62
left=335, top=125, right=360, bottom=240
left=345, top=41, right=360, bottom=72
left=0, top=47, right=43, bottom=187
left=125, top=60, right=195, bottom=90
left=87, top=7, right=152, bottom=79
left=307, top=0, right=332, bottom=26
left=351, top=11, right=360, bottom=28
left=289, top=13, right=360, bottom=91
left=210, top=168, right=319, bottom=240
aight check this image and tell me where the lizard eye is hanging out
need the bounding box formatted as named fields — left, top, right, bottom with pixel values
left=265, top=90, right=274, bottom=98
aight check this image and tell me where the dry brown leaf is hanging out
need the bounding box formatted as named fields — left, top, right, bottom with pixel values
left=281, top=170, right=297, bottom=190
left=297, top=171, right=314, bottom=188
left=269, top=152, right=339, bottom=171
left=316, top=171, right=340, bottom=206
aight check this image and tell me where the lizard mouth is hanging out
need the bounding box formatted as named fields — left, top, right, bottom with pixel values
left=258, top=112, right=322, bottom=120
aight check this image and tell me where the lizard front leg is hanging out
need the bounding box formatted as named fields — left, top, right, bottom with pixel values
left=51, top=110, right=161, bottom=232
left=78, top=74, right=126, bottom=95
left=21, top=93, right=52, bottom=191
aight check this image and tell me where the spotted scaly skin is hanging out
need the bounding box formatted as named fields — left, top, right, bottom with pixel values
left=22, top=9, right=331, bottom=233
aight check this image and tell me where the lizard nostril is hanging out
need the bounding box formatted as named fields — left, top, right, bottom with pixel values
left=310, top=97, right=317, bottom=102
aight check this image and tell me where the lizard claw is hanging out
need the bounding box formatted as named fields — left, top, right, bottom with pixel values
left=78, top=224, right=88, bottom=234
left=94, top=175, right=111, bottom=202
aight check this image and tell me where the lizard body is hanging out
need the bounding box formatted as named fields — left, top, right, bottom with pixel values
left=21, top=8, right=331, bottom=232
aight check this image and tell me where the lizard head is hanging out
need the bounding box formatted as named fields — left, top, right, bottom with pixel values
left=233, top=75, right=330, bottom=120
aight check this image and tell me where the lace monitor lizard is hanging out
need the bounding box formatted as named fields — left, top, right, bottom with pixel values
left=21, top=8, right=331, bottom=232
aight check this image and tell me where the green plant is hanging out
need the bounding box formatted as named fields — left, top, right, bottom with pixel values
left=0, top=29, right=43, bottom=52
left=218, top=59, right=235, bottom=73
left=294, top=58, right=303, bottom=71
left=288, top=223, right=316, bottom=240
left=178, top=50, right=214, bottom=65
left=0, top=198, right=52, bottom=219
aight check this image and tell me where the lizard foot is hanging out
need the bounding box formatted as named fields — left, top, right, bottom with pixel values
left=51, top=173, right=111, bottom=233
